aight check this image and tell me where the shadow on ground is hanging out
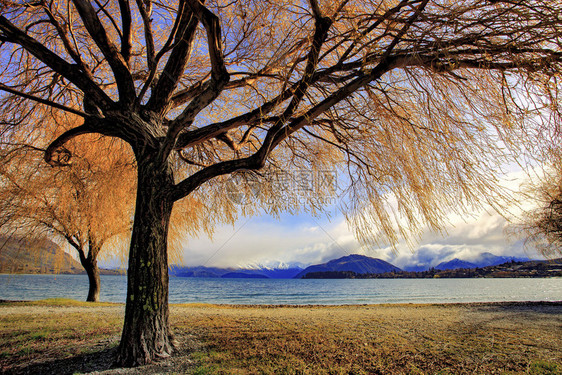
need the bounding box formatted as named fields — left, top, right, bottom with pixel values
left=5, top=336, right=200, bottom=375
left=470, top=301, right=562, bottom=315
left=4, top=347, right=117, bottom=375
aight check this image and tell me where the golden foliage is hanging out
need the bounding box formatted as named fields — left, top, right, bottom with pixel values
left=0, top=0, right=560, bottom=248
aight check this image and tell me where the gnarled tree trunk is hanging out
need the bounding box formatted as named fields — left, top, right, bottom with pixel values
left=116, top=153, right=175, bottom=367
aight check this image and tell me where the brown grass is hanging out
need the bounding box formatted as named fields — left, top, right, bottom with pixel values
left=0, top=300, right=561, bottom=374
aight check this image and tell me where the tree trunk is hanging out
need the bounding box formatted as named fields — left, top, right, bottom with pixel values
left=116, top=154, right=175, bottom=367
left=84, top=258, right=100, bottom=302
left=78, top=246, right=101, bottom=303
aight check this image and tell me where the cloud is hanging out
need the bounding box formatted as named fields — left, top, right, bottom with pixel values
left=99, top=165, right=544, bottom=270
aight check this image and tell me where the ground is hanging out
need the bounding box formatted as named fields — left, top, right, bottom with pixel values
left=0, top=299, right=560, bottom=374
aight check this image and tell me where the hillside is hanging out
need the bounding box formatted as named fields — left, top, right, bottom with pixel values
left=0, top=236, right=122, bottom=275
left=0, top=236, right=82, bottom=274
left=295, top=254, right=401, bottom=279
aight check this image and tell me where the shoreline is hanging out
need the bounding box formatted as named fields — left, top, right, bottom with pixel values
left=1, top=298, right=562, bottom=307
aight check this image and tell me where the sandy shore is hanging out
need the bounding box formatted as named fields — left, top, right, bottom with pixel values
left=1, top=300, right=561, bottom=374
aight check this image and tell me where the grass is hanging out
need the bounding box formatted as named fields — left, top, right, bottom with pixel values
left=173, top=304, right=562, bottom=374
left=0, top=300, right=561, bottom=374
left=0, top=299, right=122, bottom=373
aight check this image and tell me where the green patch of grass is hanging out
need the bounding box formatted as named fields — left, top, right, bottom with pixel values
left=530, top=360, right=561, bottom=375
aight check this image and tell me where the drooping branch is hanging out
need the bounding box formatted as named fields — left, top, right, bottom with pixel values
left=174, top=0, right=559, bottom=156
left=172, top=0, right=433, bottom=201
left=72, top=0, right=136, bottom=105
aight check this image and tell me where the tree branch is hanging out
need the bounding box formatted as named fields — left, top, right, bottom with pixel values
left=135, top=0, right=155, bottom=74
left=0, top=15, right=115, bottom=110
left=145, top=1, right=198, bottom=112
left=172, top=0, right=431, bottom=198
left=0, top=83, right=90, bottom=118
left=72, top=0, right=136, bottom=105
left=162, top=0, right=230, bottom=160
left=268, top=0, right=431, bottom=149
left=44, top=124, right=95, bottom=166
left=118, top=0, right=132, bottom=63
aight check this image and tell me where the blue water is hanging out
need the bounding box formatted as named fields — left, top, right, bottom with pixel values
left=0, top=274, right=561, bottom=304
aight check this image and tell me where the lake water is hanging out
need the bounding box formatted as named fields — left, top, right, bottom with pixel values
left=0, top=274, right=561, bottom=304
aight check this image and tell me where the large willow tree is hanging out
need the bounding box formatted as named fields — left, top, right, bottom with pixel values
left=0, top=0, right=560, bottom=366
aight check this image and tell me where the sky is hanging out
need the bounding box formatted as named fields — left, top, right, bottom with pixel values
left=98, top=166, right=545, bottom=270
left=173, top=206, right=536, bottom=270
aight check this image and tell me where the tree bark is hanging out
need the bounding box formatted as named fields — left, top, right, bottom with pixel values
left=78, top=246, right=101, bottom=303
left=116, top=153, right=175, bottom=367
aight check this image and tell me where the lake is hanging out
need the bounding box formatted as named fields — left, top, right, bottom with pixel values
left=0, top=274, right=561, bottom=304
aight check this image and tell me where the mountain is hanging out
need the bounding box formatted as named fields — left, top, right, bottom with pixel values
left=169, top=265, right=303, bottom=279
left=0, top=236, right=82, bottom=274
left=295, top=254, right=401, bottom=279
left=471, top=252, right=530, bottom=268
left=434, top=253, right=531, bottom=271
left=402, top=252, right=532, bottom=271
left=435, top=259, right=477, bottom=270
left=221, top=272, right=269, bottom=279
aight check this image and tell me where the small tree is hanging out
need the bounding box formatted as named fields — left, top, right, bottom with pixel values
left=0, top=0, right=561, bottom=366
left=0, top=112, right=220, bottom=301
left=0, top=113, right=136, bottom=301
left=516, top=162, right=562, bottom=259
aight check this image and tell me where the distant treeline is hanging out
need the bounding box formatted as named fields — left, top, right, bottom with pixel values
left=301, top=260, right=562, bottom=279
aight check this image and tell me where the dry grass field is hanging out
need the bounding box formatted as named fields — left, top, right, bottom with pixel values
left=0, top=299, right=560, bottom=374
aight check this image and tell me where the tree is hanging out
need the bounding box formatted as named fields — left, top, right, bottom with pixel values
left=515, top=161, right=562, bottom=259
left=0, top=113, right=137, bottom=302
left=0, top=0, right=560, bottom=366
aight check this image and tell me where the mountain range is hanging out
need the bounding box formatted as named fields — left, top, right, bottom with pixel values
left=169, top=253, right=533, bottom=279
left=168, top=265, right=303, bottom=279
left=1, top=235, right=536, bottom=279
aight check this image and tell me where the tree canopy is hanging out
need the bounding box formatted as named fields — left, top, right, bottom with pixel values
left=0, top=0, right=561, bottom=366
